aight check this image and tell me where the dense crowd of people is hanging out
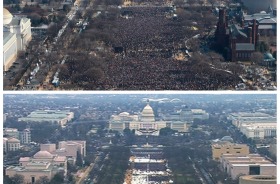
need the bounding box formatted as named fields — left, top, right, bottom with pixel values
left=97, top=7, right=242, bottom=90
left=57, top=6, right=243, bottom=90
left=135, top=163, right=167, bottom=171
left=104, top=55, right=242, bottom=90
left=114, top=7, right=184, bottom=51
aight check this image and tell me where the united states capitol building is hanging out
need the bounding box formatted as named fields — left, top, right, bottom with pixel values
left=109, top=102, right=209, bottom=135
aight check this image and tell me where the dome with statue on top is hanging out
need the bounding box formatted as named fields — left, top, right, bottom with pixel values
left=141, top=102, right=155, bottom=122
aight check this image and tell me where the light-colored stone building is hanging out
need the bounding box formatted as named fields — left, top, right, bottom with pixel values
left=3, top=137, right=21, bottom=152
left=191, top=109, right=210, bottom=120
left=221, top=154, right=276, bottom=179
left=228, top=112, right=276, bottom=139
left=109, top=102, right=191, bottom=135
left=212, top=142, right=250, bottom=160
left=3, top=8, right=32, bottom=71
left=18, top=110, right=74, bottom=126
left=40, top=140, right=86, bottom=164
left=4, top=128, right=20, bottom=139
left=239, top=123, right=276, bottom=139
left=239, top=175, right=276, bottom=184
left=161, top=106, right=209, bottom=122
left=4, top=128, right=31, bottom=145
left=20, top=129, right=31, bottom=144
left=228, top=112, right=276, bottom=128
left=6, top=150, right=67, bottom=184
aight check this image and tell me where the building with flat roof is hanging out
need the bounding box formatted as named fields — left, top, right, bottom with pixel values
left=228, top=112, right=276, bottom=127
left=191, top=109, right=210, bottom=120
left=161, top=106, right=209, bottom=122
left=40, top=140, right=86, bottom=164
left=239, top=175, right=276, bottom=184
left=212, top=142, right=249, bottom=160
left=3, top=128, right=19, bottom=139
left=20, top=129, right=31, bottom=144
left=221, top=154, right=276, bottom=179
left=18, top=110, right=74, bottom=126
left=6, top=150, right=67, bottom=184
left=239, top=123, right=276, bottom=139
left=228, top=112, right=276, bottom=139
left=58, top=140, right=86, bottom=157
left=4, top=128, right=31, bottom=145
left=3, top=137, right=21, bottom=152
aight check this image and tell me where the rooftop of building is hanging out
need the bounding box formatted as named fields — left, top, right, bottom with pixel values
left=230, top=24, right=248, bottom=38
left=60, top=140, right=86, bottom=145
left=3, top=127, right=18, bottom=132
left=33, top=151, right=54, bottom=159
left=231, top=163, right=276, bottom=166
left=239, top=175, right=276, bottom=181
left=3, top=9, right=30, bottom=27
left=221, top=154, right=275, bottom=165
left=6, top=162, right=58, bottom=172
left=191, top=109, right=208, bottom=114
left=53, top=156, right=67, bottom=162
left=257, top=17, right=277, bottom=24
left=212, top=142, right=248, bottom=148
left=244, top=10, right=276, bottom=21
left=19, top=157, right=30, bottom=162
left=222, top=153, right=261, bottom=159
left=3, top=8, right=13, bottom=25
left=3, top=31, right=16, bottom=46
left=230, top=112, right=272, bottom=117
left=236, top=43, right=255, bottom=51
left=258, top=24, right=276, bottom=30
left=18, top=110, right=73, bottom=122
left=241, top=123, right=276, bottom=128
left=7, top=137, right=20, bottom=143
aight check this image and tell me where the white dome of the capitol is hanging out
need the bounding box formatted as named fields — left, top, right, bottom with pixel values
left=3, top=8, right=13, bottom=25
left=141, top=104, right=155, bottom=122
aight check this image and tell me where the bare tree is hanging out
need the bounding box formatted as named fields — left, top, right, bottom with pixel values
left=208, top=0, right=217, bottom=7
left=47, top=23, right=58, bottom=38
left=198, top=0, right=204, bottom=6
left=174, top=0, right=185, bottom=7
left=250, top=52, right=263, bottom=65
left=188, top=0, right=196, bottom=6
left=11, top=174, right=25, bottom=184
left=202, top=12, right=216, bottom=28
left=59, top=65, right=71, bottom=81
left=227, top=63, right=245, bottom=75
left=84, top=67, right=105, bottom=82
left=188, top=39, right=200, bottom=52
left=35, top=176, right=50, bottom=184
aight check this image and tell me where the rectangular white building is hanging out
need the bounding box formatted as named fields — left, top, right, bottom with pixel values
left=18, top=110, right=74, bottom=126
left=228, top=112, right=276, bottom=128
left=239, top=123, right=276, bottom=139
left=228, top=112, right=276, bottom=139
left=221, top=154, right=276, bottom=179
